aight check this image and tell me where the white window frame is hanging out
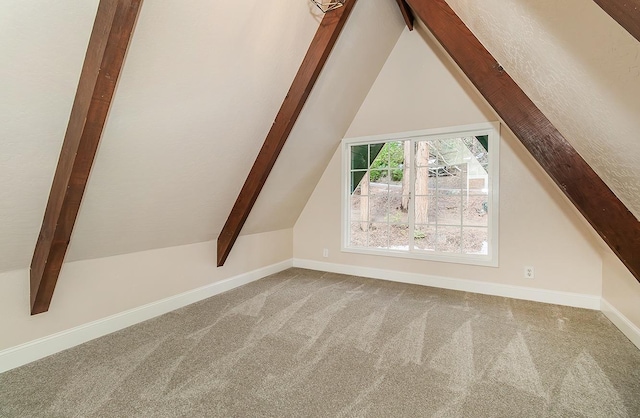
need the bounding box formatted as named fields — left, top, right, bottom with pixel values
left=341, top=122, right=500, bottom=267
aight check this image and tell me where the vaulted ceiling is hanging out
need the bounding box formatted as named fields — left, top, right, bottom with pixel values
left=446, top=0, right=640, bottom=222
left=400, top=0, right=639, bottom=283
left=0, top=0, right=403, bottom=275
left=1, top=0, right=638, bottom=289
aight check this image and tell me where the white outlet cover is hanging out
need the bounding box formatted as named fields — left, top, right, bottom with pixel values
left=524, top=266, right=535, bottom=279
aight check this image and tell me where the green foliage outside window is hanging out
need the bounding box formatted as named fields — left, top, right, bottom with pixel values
left=369, top=142, right=404, bottom=182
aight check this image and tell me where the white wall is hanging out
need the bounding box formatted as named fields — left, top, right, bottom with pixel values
left=0, top=1, right=100, bottom=272
left=0, top=0, right=316, bottom=272
left=602, top=248, right=640, bottom=346
left=293, top=27, right=603, bottom=300
left=0, top=0, right=403, bottom=273
left=0, top=229, right=292, bottom=352
left=0, top=0, right=402, bottom=368
left=445, top=0, right=640, bottom=221
left=242, top=0, right=404, bottom=235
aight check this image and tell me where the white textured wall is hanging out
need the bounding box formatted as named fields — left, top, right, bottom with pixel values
left=602, top=249, right=640, bottom=330
left=0, top=229, right=292, bottom=351
left=243, top=0, right=404, bottom=234
left=445, top=0, right=640, bottom=221
left=294, top=27, right=602, bottom=296
left=0, top=1, right=99, bottom=272
left=0, top=0, right=316, bottom=272
left=0, top=0, right=403, bottom=273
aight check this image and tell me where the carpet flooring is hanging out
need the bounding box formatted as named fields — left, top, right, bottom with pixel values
left=1, top=268, right=639, bottom=417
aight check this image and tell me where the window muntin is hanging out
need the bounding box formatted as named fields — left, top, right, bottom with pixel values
left=342, top=123, right=499, bottom=266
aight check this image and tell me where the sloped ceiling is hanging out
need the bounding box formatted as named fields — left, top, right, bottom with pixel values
left=3, top=0, right=637, bottom=276
left=446, top=0, right=640, bottom=222
left=243, top=0, right=404, bottom=234
left=1, top=1, right=99, bottom=273
left=0, top=0, right=404, bottom=273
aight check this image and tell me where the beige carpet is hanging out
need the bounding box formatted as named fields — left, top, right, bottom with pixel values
left=1, top=268, right=639, bottom=417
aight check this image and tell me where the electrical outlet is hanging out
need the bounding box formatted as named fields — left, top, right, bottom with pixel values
left=524, top=266, right=535, bottom=279
left=322, top=248, right=329, bottom=258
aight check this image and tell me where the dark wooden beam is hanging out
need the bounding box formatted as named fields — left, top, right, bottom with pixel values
left=593, top=0, right=640, bottom=43
left=395, top=0, right=415, bottom=31
left=216, top=1, right=358, bottom=267
left=405, top=0, right=640, bottom=283
left=30, top=0, right=143, bottom=315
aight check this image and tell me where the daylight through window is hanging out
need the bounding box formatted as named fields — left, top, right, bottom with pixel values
left=343, top=123, right=499, bottom=266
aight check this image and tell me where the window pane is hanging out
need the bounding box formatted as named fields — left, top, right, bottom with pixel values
left=431, top=139, right=454, bottom=166
left=350, top=170, right=368, bottom=193
left=460, top=136, right=488, bottom=193
left=369, top=169, right=387, bottom=184
left=437, top=195, right=462, bottom=226
left=349, top=223, right=368, bottom=247
left=369, top=223, right=389, bottom=249
left=388, top=141, right=405, bottom=168
left=390, top=167, right=404, bottom=182
left=436, top=226, right=462, bottom=253
left=370, top=178, right=389, bottom=194
left=350, top=194, right=367, bottom=222
left=389, top=224, right=409, bottom=249
left=462, top=227, right=488, bottom=255
left=414, top=195, right=436, bottom=226
left=350, top=145, right=369, bottom=170
left=386, top=186, right=404, bottom=219
left=378, top=175, right=394, bottom=187
left=414, top=226, right=436, bottom=251
left=369, top=194, right=390, bottom=223
left=371, top=146, right=389, bottom=169
left=415, top=167, right=430, bottom=196
left=344, top=123, right=497, bottom=266
left=351, top=181, right=365, bottom=196
left=468, top=177, right=488, bottom=193
left=437, top=163, right=465, bottom=190
left=350, top=143, right=386, bottom=192
left=463, top=195, right=488, bottom=226
left=415, top=141, right=431, bottom=168
left=399, top=194, right=411, bottom=217
left=389, top=205, right=409, bottom=224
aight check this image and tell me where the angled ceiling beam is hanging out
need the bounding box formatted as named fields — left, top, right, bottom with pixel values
left=395, top=0, right=415, bottom=31
left=405, top=0, right=640, bottom=283
left=217, top=0, right=358, bottom=266
left=593, top=0, right=640, bottom=43
left=30, top=0, right=143, bottom=315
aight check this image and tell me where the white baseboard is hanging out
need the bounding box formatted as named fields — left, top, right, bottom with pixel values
left=1, top=258, right=612, bottom=374
left=0, top=259, right=293, bottom=374
left=293, top=258, right=601, bottom=310
left=601, top=299, right=640, bottom=350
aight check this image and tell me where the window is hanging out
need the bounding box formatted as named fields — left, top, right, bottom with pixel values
left=342, top=123, right=499, bottom=266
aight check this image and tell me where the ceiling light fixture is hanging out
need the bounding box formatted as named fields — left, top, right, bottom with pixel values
left=310, top=0, right=345, bottom=13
